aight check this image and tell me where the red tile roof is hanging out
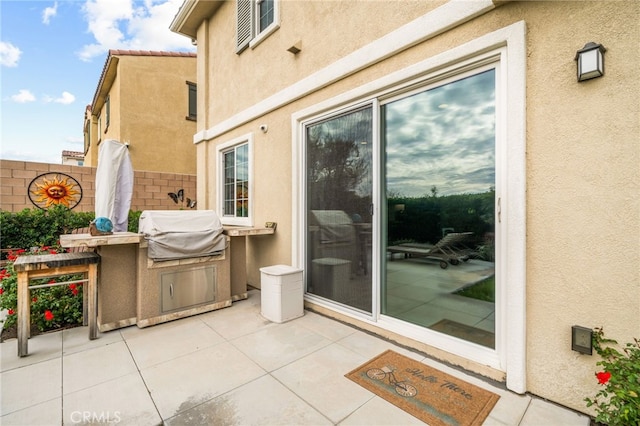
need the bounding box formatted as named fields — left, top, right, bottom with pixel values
left=62, top=151, right=84, bottom=158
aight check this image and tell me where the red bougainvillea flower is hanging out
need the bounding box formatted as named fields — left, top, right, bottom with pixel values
left=49, top=279, right=56, bottom=285
left=32, top=296, right=37, bottom=302
left=0, top=288, right=4, bottom=295
left=8, top=309, right=15, bottom=315
left=44, top=310, right=54, bottom=321
left=69, top=283, right=79, bottom=296
left=596, top=371, right=611, bottom=385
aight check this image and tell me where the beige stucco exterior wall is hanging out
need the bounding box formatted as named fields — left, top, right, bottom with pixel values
left=190, top=0, right=639, bottom=414
left=87, top=54, right=197, bottom=175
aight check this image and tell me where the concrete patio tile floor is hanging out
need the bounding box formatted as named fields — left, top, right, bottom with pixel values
left=1, top=290, right=591, bottom=426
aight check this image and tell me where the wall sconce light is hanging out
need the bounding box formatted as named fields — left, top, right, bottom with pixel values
left=572, top=325, right=593, bottom=355
left=575, top=42, right=606, bottom=82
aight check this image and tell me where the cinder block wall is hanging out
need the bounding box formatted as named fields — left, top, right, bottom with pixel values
left=0, top=159, right=197, bottom=213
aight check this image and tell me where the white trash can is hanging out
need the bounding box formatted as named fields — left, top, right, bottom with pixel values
left=260, top=265, right=304, bottom=323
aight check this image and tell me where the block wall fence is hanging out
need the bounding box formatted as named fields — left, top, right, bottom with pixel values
left=0, top=159, right=197, bottom=213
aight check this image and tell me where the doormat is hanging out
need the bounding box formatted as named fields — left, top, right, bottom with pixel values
left=345, top=350, right=499, bottom=426
left=430, top=319, right=495, bottom=348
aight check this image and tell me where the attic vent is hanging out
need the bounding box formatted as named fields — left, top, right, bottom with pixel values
left=236, top=0, right=253, bottom=53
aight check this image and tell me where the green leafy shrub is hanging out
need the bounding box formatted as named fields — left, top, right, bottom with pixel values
left=0, top=246, right=84, bottom=332
left=128, top=210, right=142, bottom=233
left=0, top=205, right=94, bottom=254
left=585, top=327, right=640, bottom=425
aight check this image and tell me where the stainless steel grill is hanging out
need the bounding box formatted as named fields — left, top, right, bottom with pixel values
left=136, top=210, right=232, bottom=327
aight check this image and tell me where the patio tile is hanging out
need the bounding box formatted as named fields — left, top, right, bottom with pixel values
left=140, top=341, right=266, bottom=419
left=62, top=341, right=138, bottom=394
left=340, top=395, right=425, bottom=425
left=433, top=293, right=495, bottom=318
left=384, top=294, right=431, bottom=316
left=119, top=314, right=199, bottom=341
left=0, top=331, right=62, bottom=372
left=124, top=318, right=225, bottom=368
left=385, top=283, right=441, bottom=302
left=482, top=390, right=530, bottom=425
left=336, top=329, right=423, bottom=361
left=396, top=302, right=485, bottom=329
left=62, top=372, right=161, bottom=426
left=164, top=374, right=331, bottom=425
left=61, top=325, right=123, bottom=356
left=230, top=321, right=332, bottom=372
left=0, top=357, right=61, bottom=415
left=271, top=343, right=375, bottom=423
left=520, top=397, right=590, bottom=426
left=295, top=310, right=358, bottom=342
left=199, top=302, right=277, bottom=340
left=0, top=397, right=62, bottom=426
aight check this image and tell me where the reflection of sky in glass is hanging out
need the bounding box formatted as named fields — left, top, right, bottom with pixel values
left=384, top=69, right=495, bottom=197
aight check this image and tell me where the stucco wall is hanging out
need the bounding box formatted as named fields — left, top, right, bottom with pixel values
left=88, top=54, right=197, bottom=175
left=0, top=159, right=197, bottom=214
left=193, top=0, right=639, bottom=414
left=504, top=1, right=639, bottom=410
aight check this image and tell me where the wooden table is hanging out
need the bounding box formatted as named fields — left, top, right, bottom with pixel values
left=14, top=252, right=100, bottom=357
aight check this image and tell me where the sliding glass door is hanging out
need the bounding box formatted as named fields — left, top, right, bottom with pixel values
left=305, top=106, right=373, bottom=313
left=303, top=67, right=497, bottom=348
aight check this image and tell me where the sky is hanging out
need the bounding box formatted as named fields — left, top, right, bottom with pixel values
left=0, top=0, right=196, bottom=164
left=385, top=69, right=495, bottom=197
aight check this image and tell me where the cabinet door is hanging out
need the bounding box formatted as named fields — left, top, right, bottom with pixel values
left=160, top=266, right=217, bottom=313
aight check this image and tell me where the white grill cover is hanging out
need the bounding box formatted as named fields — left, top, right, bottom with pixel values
left=139, top=210, right=226, bottom=260
left=95, top=139, right=134, bottom=232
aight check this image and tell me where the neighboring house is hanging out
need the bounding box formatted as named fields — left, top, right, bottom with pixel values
left=83, top=50, right=197, bottom=175
left=170, top=0, right=639, bottom=416
left=61, top=150, right=84, bottom=166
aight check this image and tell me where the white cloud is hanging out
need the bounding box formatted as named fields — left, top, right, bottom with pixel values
left=42, top=92, right=76, bottom=105
left=0, top=41, right=22, bottom=67
left=78, top=0, right=194, bottom=61
left=55, top=91, right=76, bottom=105
left=42, top=2, right=58, bottom=25
left=11, top=89, right=36, bottom=103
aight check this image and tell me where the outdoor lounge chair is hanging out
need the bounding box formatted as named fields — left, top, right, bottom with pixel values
left=387, top=232, right=476, bottom=269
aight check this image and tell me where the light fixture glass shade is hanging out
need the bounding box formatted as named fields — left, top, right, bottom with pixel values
left=575, top=42, right=606, bottom=82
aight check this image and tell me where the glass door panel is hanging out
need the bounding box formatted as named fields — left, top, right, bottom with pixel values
left=306, top=107, right=373, bottom=313
left=382, top=69, right=496, bottom=348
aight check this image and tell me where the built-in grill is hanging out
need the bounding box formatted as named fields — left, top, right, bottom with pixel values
left=136, top=210, right=232, bottom=327
left=138, top=210, right=227, bottom=261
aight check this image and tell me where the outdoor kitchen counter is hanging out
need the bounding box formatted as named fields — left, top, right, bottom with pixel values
left=60, top=232, right=142, bottom=332
left=223, top=226, right=275, bottom=300
left=60, top=232, right=142, bottom=248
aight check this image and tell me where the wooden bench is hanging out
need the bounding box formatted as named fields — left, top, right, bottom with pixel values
left=13, top=252, right=100, bottom=357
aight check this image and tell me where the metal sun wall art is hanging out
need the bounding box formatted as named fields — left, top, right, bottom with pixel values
left=28, top=172, right=83, bottom=210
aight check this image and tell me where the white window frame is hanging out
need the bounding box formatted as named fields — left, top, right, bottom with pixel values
left=292, top=22, right=526, bottom=392
left=217, top=133, right=254, bottom=226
